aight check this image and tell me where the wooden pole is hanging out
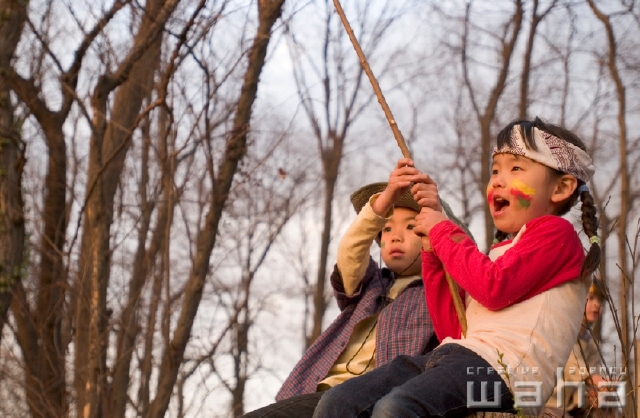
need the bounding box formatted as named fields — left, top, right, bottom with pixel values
left=332, top=0, right=467, bottom=336
left=332, top=0, right=410, bottom=158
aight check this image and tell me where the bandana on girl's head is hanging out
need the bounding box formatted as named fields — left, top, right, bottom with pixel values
left=493, top=126, right=595, bottom=183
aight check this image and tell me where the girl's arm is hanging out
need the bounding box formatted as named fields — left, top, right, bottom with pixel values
left=421, top=249, right=463, bottom=340
left=429, top=215, right=584, bottom=310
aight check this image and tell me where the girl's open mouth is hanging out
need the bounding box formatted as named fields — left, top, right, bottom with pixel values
left=493, top=196, right=510, bottom=213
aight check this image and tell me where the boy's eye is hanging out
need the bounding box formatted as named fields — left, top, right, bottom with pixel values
left=511, top=166, right=522, bottom=171
left=383, top=227, right=392, bottom=233
left=407, top=224, right=414, bottom=230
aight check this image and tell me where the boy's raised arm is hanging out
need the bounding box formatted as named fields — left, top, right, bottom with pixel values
left=337, top=158, right=421, bottom=296
left=336, top=199, right=389, bottom=296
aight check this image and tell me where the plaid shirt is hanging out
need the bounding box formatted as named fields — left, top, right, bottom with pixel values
left=276, top=257, right=435, bottom=401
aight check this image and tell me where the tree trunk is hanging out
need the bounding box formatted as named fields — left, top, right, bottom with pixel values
left=308, top=145, right=341, bottom=347
left=146, top=1, right=286, bottom=416
left=4, top=2, right=69, bottom=414
left=0, top=0, right=26, bottom=337
left=586, top=1, right=634, bottom=415
left=35, top=118, right=67, bottom=418
left=74, top=0, right=172, bottom=415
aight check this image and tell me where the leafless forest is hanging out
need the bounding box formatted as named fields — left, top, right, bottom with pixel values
left=0, top=0, right=638, bottom=417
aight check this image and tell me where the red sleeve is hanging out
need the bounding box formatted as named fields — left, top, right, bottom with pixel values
left=421, top=250, right=463, bottom=341
left=429, top=215, right=584, bottom=311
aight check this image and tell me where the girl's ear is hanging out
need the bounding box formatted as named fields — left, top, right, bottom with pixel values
left=551, top=174, right=577, bottom=203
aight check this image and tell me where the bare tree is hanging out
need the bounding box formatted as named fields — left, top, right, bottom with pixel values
left=74, top=2, right=181, bottom=415
left=1, top=0, right=288, bottom=416
left=518, top=0, right=556, bottom=119
left=0, top=0, right=26, bottom=340
left=147, top=2, right=286, bottom=416
left=587, top=1, right=637, bottom=415
left=210, top=146, right=310, bottom=416
left=6, top=0, right=132, bottom=414
left=461, top=0, right=524, bottom=250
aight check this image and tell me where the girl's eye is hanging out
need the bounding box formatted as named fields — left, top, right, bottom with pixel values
left=512, top=166, right=522, bottom=171
left=407, top=225, right=414, bottom=230
left=491, top=169, right=498, bottom=175
left=383, top=227, right=391, bottom=233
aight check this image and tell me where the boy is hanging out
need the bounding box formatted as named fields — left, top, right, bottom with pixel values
left=242, top=159, right=456, bottom=417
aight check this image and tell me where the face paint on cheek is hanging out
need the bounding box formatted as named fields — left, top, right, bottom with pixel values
left=509, top=179, right=536, bottom=209
left=487, top=189, right=494, bottom=205
left=380, top=242, right=385, bottom=248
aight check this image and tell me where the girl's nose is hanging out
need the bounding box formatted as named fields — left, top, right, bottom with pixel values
left=490, top=174, right=505, bottom=189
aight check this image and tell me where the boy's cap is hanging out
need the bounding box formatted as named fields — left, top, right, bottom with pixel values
left=350, top=182, right=421, bottom=215
left=589, top=279, right=605, bottom=300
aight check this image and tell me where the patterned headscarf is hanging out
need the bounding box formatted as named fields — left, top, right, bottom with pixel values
left=493, top=125, right=595, bottom=183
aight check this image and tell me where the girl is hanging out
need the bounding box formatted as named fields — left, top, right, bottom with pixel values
left=311, top=117, right=600, bottom=418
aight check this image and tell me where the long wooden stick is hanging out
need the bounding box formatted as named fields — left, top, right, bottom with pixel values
left=332, top=0, right=410, bottom=158
left=333, top=0, right=468, bottom=337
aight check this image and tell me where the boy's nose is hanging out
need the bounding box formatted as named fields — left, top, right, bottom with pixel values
left=391, top=234, right=403, bottom=243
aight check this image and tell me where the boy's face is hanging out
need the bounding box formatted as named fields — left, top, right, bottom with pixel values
left=380, top=207, right=422, bottom=277
left=585, top=293, right=603, bottom=323
left=487, top=154, right=560, bottom=235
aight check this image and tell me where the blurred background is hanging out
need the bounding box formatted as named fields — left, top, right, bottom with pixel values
left=0, top=0, right=638, bottom=416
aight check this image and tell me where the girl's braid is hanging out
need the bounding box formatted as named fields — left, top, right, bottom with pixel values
left=579, top=188, right=601, bottom=278
left=494, top=229, right=509, bottom=244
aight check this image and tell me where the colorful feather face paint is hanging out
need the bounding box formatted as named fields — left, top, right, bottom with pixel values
left=509, top=179, right=536, bottom=208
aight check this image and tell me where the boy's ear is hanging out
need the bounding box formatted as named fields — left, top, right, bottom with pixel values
left=551, top=174, right=578, bottom=203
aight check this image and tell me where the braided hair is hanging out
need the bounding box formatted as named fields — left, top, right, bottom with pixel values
left=492, top=118, right=600, bottom=279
